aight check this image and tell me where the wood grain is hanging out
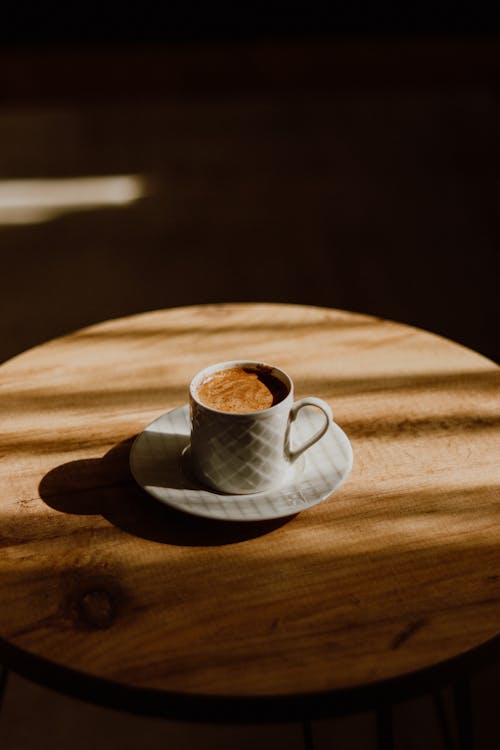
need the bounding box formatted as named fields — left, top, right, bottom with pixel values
left=0, top=303, right=499, bottom=710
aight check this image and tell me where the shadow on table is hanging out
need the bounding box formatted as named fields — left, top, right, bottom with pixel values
left=38, top=436, right=293, bottom=546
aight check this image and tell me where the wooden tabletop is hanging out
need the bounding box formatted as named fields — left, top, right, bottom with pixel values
left=1, top=303, right=499, bottom=720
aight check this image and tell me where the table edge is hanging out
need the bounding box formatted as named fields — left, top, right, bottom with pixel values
left=2, top=632, right=499, bottom=722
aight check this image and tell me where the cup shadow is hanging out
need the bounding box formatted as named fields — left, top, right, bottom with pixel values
left=38, top=433, right=293, bottom=547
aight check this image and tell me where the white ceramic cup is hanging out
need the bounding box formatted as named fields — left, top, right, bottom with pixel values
left=188, top=360, right=333, bottom=494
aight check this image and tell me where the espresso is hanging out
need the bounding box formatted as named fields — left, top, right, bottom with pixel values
left=197, top=366, right=288, bottom=413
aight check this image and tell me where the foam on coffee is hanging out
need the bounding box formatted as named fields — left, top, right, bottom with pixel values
left=196, top=366, right=288, bottom=414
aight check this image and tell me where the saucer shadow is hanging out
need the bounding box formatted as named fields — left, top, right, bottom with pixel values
left=38, top=434, right=294, bottom=546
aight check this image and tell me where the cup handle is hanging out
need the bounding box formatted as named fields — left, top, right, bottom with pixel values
left=285, top=397, right=333, bottom=462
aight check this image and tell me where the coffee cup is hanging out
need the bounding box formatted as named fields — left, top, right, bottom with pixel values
left=188, top=360, right=333, bottom=494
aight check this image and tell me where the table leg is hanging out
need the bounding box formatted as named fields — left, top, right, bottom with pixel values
left=0, top=664, right=8, bottom=713
left=432, top=689, right=455, bottom=750
left=376, top=704, right=394, bottom=750
left=453, top=678, right=474, bottom=750
left=302, top=719, right=315, bottom=750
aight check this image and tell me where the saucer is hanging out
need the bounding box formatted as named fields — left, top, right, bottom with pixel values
left=129, top=405, right=353, bottom=522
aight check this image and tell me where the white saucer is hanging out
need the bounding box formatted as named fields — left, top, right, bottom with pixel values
left=129, top=405, right=353, bottom=522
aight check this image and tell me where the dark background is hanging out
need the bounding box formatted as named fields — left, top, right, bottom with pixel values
left=3, top=1, right=500, bottom=43
left=0, top=2, right=499, bottom=365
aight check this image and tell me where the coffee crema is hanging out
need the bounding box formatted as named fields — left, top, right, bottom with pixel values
left=196, top=366, right=288, bottom=414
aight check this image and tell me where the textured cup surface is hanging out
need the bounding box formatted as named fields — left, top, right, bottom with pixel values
left=189, top=360, right=332, bottom=494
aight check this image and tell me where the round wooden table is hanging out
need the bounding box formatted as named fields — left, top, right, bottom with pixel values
left=0, top=303, right=499, bottom=722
